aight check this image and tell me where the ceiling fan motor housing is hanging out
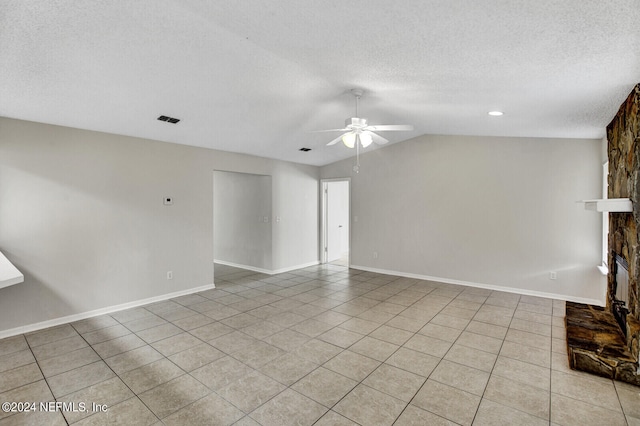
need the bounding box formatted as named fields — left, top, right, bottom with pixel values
left=346, top=117, right=367, bottom=129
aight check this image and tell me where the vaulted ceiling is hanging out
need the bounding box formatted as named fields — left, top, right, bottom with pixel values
left=1, top=1, right=639, bottom=166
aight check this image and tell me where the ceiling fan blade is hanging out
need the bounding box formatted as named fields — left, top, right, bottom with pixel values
left=369, top=131, right=389, bottom=145
left=310, top=128, right=350, bottom=133
left=326, top=134, right=345, bottom=146
left=366, top=124, right=414, bottom=131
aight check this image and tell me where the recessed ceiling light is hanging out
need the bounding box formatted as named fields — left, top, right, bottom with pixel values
left=488, top=111, right=504, bottom=116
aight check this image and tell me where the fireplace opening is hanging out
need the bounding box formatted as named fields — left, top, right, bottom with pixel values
left=612, top=252, right=629, bottom=337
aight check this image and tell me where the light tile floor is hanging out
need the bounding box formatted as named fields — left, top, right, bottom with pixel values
left=1, top=263, right=639, bottom=425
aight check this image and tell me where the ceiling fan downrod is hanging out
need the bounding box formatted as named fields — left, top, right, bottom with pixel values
left=352, top=89, right=363, bottom=118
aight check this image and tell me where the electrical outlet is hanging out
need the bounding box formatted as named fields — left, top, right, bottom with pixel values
left=167, top=271, right=173, bottom=280
left=549, top=271, right=557, bottom=280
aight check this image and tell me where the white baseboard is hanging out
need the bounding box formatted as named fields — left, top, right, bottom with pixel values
left=271, top=260, right=320, bottom=274
left=0, top=282, right=217, bottom=340
left=4, top=262, right=603, bottom=340
left=350, top=264, right=605, bottom=306
left=214, top=259, right=320, bottom=276
left=214, top=259, right=272, bottom=275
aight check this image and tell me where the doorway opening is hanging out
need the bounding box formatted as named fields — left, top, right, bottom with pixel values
left=321, top=179, right=350, bottom=266
left=213, top=170, right=272, bottom=277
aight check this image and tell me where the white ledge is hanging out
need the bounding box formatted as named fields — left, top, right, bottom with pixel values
left=0, top=251, right=24, bottom=290
left=579, top=198, right=632, bottom=212
left=597, top=264, right=609, bottom=275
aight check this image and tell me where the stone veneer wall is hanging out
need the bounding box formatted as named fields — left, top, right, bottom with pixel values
left=607, top=83, right=640, bottom=359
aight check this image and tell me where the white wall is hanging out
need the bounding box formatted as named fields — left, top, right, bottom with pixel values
left=213, top=171, right=272, bottom=270
left=0, top=117, right=319, bottom=334
left=0, top=115, right=605, bottom=336
left=321, top=134, right=607, bottom=304
left=270, top=161, right=321, bottom=272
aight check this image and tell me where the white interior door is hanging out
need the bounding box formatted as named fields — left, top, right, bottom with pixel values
left=325, top=180, right=349, bottom=263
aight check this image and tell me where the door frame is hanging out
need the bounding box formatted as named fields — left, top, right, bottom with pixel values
left=320, top=178, right=351, bottom=265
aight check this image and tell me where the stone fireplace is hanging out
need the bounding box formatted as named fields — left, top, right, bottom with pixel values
left=607, top=83, right=640, bottom=365
left=566, top=84, right=640, bottom=385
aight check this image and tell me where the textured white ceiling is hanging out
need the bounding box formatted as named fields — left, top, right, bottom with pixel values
left=1, top=1, right=639, bottom=166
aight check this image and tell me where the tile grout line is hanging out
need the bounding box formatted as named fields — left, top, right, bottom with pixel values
left=80, top=298, right=274, bottom=422
left=395, top=288, right=501, bottom=425
left=388, top=286, right=455, bottom=425
left=91, top=304, right=268, bottom=423
left=305, top=275, right=422, bottom=424
left=611, top=381, right=630, bottom=424
left=70, top=320, right=164, bottom=425
left=209, top=271, right=403, bottom=423
left=469, top=293, right=520, bottom=426
left=20, top=334, right=70, bottom=425
left=308, top=282, right=480, bottom=423
left=199, top=272, right=528, bottom=424
left=5, top=264, right=630, bottom=425
left=204, top=269, right=362, bottom=422
left=233, top=270, right=382, bottom=422
left=307, top=278, right=479, bottom=423
left=179, top=267, right=369, bottom=420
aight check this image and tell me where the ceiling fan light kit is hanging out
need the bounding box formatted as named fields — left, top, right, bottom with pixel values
left=359, top=132, right=373, bottom=148
left=341, top=132, right=356, bottom=148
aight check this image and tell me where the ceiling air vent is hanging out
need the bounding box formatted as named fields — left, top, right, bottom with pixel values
left=299, top=148, right=311, bottom=152
left=157, top=115, right=180, bottom=124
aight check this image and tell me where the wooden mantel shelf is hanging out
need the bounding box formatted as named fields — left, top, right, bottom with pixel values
left=579, top=198, right=633, bottom=213
left=0, top=250, right=23, bottom=290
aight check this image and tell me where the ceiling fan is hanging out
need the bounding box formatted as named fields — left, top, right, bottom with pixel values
left=314, top=89, right=414, bottom=149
